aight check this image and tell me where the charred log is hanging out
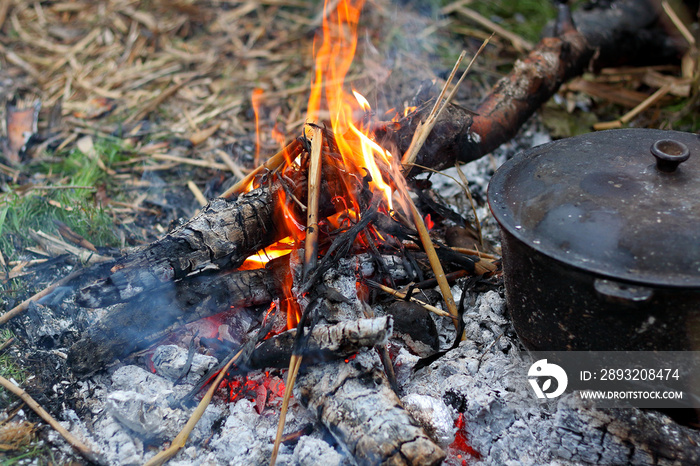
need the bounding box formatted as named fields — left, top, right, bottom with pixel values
left=296, top=351, right=445, bottom=465
left=374, top=101, right=476, bottom=173
left=248, top=316, right=392, bottom=369
left=68, top=255, right=413, bottom=375
left=77, top=186, right=282, bottom=307
left=68, top=267, right=281, bottom=375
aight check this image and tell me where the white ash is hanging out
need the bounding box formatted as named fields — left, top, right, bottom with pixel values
left=352, top=253, right=410, bottom=281
left=401, top=393, right=456, bottom=446
left=151, top=344, right=217, bottom=383
left=402, top=290, right=560, bottom=465
left=108, top=365, right=224, bottom=443
left=194, top=398, right=318, bottom=466
left=291, top=436, right=346, bottom=466
left=432, top=287, right=460, bottom=351
left=320, top=260, right=367, bottom=323
left=393, top=346, right=420, bottom=388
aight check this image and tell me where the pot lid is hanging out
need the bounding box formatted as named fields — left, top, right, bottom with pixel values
left=488, top=128, right=700, bottom=287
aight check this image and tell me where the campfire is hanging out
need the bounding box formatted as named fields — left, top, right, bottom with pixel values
left=2, top=0, right=700, bottom=465
left=65, top=0, right=500, bottom=462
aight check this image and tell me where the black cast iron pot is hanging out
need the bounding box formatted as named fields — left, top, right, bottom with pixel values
left=488, top=129, right=700, bottom=351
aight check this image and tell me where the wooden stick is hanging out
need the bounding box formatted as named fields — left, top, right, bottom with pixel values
left=405, top=194, right=460, bottom=325
left=216, top=148, right=248, bottom=180
left=593, top=84, right=673, bottom=130
left=0, top=336, right=15, bottom=353
left=0, top=269, right=82, bottom=325
left=144, top=347, right=245, bottom=466
left=367, top=280, right=457, bottom=322
left=661, top=0, right=696, bottom=47
left=0, top=375, right=100, bottom=464
left=186, top=180, right=208, bottom=207
left=450, top=247, right=498, bottom=261
left=269, top=354, right=302, bottom=466
left=151, top=153, right=229, bottom=171
left=220, top=139, right=302, bottom=199
left=124, top=77, right=191, bottom=124
left=271, top=127, right=322, bottom=465
left=303, top=127, right=323, bottom=280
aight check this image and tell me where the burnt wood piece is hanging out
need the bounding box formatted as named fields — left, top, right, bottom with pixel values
left=374, top=101, right=475, bottom=174
left=77, top=186, right=282, bottom=308
left=296, top=351, right=445, bottom=465
left=553, top=396, right=700, bottom=465
left=376, top=0, right=682, bottom=169
left=68, top=256, right=412, bottom=375
left=250, top=316, right=392, bottom=369
left=68, top=267, right=282, bottom=375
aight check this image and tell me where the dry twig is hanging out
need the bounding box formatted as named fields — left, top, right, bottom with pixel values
left=594, top=84, right=673, bottom=130
left=0, top=375, right=100, bottom=463
left=366, top=280, right=457, bottom=321
left=404, top=194, right=460, bottom=324
left=401, top=36, right=491, bottom=169
left=221, top=139, right=303, bottom=199
left=0, top=269, right=83, bottom=325
left=271, top=127, right=322, bottom=466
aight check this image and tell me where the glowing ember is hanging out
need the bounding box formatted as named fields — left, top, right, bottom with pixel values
left=447, top=413, right=482, bottom=465
left=225, top=372, right=286, bottom=414
left=425, top=213, right=435, bottom=231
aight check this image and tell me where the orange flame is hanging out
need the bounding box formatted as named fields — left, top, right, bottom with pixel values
left=252, top=88, right=265, bottom=166
left=246, top=0, right=411, bottom=331
left=306, top=0, right=395, bottom=213
left=239, top=238, right=296, bottom=270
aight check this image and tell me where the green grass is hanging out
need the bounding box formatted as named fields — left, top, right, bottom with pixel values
left=465, top=0, right=557, bottom=43
left=0, top=329, right=25, bottom=410
left=0, top=138, right=130, bottom=263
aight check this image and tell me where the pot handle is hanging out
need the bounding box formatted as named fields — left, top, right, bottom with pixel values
left=594, top=278, right=654, bottom=305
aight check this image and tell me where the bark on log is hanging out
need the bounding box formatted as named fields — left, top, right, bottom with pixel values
left=553, top=396, right=700, bottom=465
left=77, top=187, right=282, bottom=307
left=249, top=316, right=392, bottom=369
left=296, top=351, right=445, bottom=465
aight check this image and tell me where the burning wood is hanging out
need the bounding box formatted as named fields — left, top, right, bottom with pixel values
left=68, top=251, right=425, bottom=375
left=76, top=186, right=282, bottom=307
